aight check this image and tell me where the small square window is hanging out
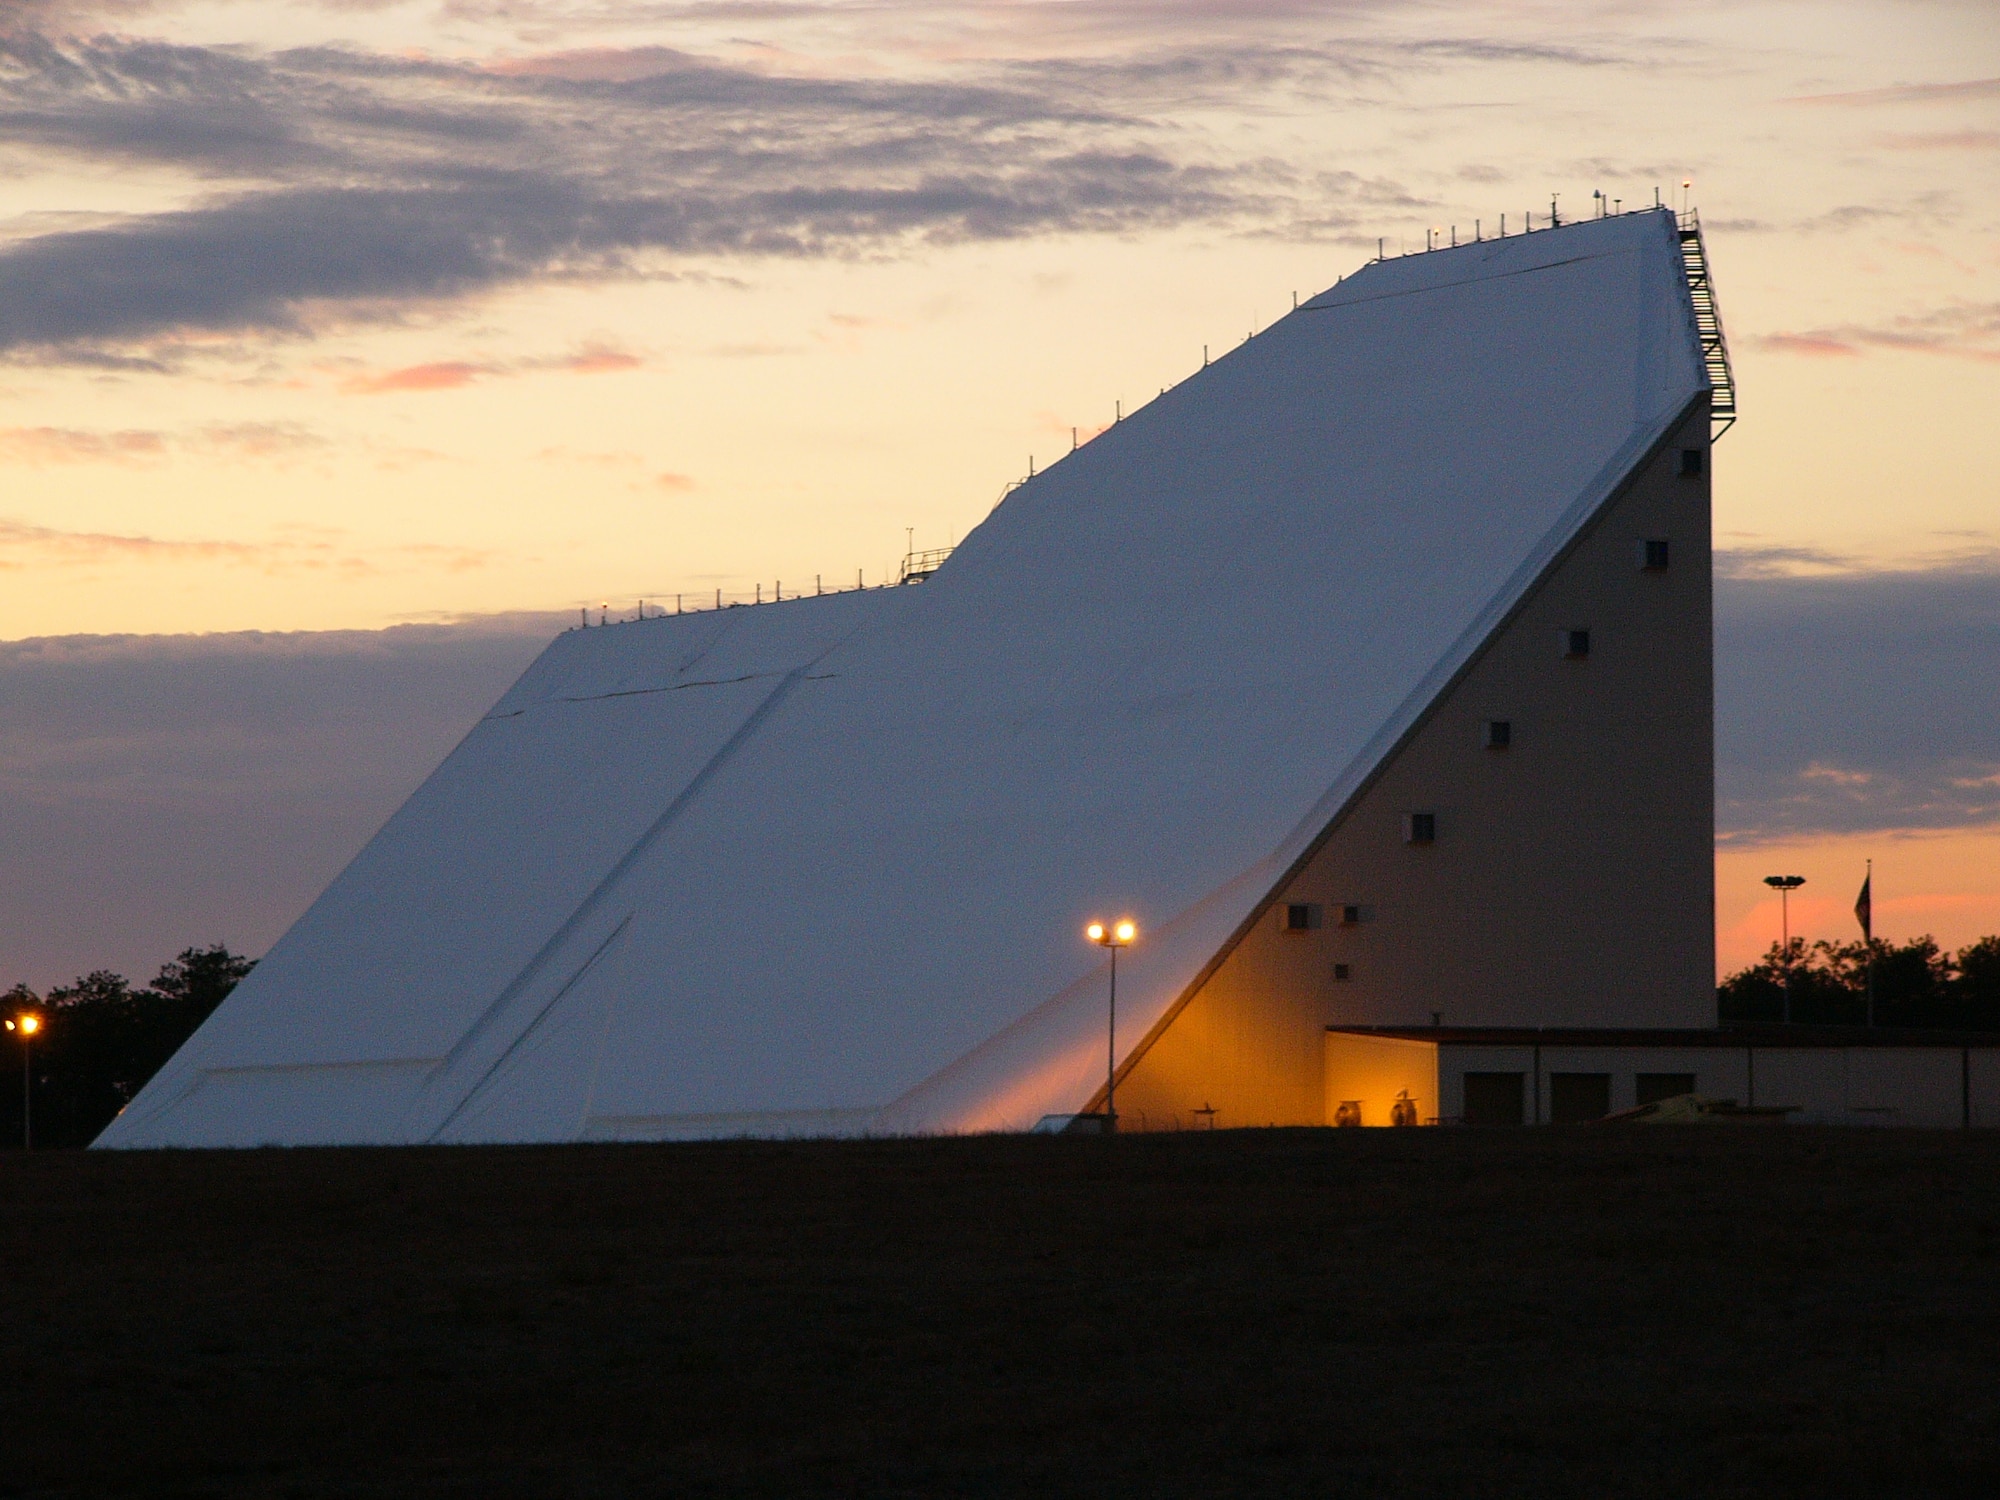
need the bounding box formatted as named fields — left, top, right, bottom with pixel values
left=1281, top=902, right=1320, bottom=932
left=1641, top=538, right=1671, bottom=571
left=1340, top=904, right=1361, bottom=926
left=1679, top=447, right=1704, bottom=477
left=1333, top=963, right=1351, bottom=981
left=1403, top=811, right=1436, bottom=845
left=1482, top=719, right=1512, bottom=749
left=1563, top=628, right=1591, bottom=659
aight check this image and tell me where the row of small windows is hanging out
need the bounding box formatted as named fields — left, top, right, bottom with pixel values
left=1282, top=902, right=1364, bottom=931
left=1280, top=903, right=1354, bottom=979
left=1535, top=538, right=1672, bottom=671
left=1282, top=503, right=1689, bottom=950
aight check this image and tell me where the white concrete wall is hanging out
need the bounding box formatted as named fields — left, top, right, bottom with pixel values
left=1754, top=1047, right=1974, bottom=1127
left=1436, top=1045, right=1755, bottom=1121
left=1404, top=1040, right=2000, bottom=1127
left=1973, top=1051, right=2000, bottom=1129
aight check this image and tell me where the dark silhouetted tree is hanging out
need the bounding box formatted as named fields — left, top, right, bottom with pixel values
left=4, top=945, right=255, bottom=1149
left=1955, top=936, right=2000, bottom=1024
left=1719, top=935, right=1998, bottom=1030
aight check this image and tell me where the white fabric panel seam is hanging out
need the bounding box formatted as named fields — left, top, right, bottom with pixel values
left=1303, top=248, right=1629, bottom=314
left=429, top=645, right=849, bottom=1080
left=482, top=669, right=799, bottom=719
left=426, top=912, right=634, bottom=1140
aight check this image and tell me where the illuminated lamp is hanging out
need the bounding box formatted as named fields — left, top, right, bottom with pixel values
left=1084, top=918, right=1139, bottom=1132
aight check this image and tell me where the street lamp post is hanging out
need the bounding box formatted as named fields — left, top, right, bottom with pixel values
left=1085, top=919, right=1138, bottom=1132
left=1763, top=876, right=1806, bottom=1023
left=7, top=1013, right=41, bottom=1151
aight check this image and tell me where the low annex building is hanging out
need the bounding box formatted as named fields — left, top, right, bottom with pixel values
left=1325, top=1027, right=2000, bottom=1130
left=105, top=208, right=1756, bottom=1147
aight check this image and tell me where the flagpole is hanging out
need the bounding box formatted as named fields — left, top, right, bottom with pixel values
left=1864, top=859, right=1875, bottom=1028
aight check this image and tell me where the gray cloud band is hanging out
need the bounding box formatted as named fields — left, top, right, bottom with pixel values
left=3, top=559, right=1992, bottom=985
left=1716, top=557, right=2000, bottom=841
left=0, top=35, right=1274, bottom=362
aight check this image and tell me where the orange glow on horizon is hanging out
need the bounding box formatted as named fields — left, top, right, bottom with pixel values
left=1717, top=826, right=2000, bottom=976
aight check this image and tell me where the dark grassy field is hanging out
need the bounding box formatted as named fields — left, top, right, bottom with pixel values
left=5, top=1129, right=2000, bottom=1498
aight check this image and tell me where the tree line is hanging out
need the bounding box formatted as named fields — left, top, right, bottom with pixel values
left=1717, top=934, right=2000, bottom=1028
left=3, top=946, right=254, bottom=1150
left=6, top=932, right=2000, bottom=1149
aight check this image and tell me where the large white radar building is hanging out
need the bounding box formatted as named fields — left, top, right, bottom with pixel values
left=100, top=208, right=1736, bottom=1146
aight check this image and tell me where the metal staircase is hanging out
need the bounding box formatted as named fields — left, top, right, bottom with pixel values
left=1677, top=210, right=1737, bottom=439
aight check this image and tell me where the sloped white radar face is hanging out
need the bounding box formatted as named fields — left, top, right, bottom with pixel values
left=99, top=212, right=1707, bottom=1148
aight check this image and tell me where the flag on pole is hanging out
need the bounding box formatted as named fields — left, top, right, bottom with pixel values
left=1855, top=864, right=1872, bottom=941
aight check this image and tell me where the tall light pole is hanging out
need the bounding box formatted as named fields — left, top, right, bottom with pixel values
left=1085, top=919, right=1137, bottom=1133
left=7, top=1012, right=41, bottom=1151
left=1763, top=876, right=1806, bottom=1023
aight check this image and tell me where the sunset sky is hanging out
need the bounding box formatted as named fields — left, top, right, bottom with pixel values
left=3, top=0, right=1997, bottom=989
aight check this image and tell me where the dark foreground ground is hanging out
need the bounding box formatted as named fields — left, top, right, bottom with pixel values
left=5, top=1130, right=2000, bottom=1499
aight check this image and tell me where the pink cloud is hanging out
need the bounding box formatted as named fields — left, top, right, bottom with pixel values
left=341, top=361, right=486, bottom=395
left=564, top=350, right=643, bottom=374
left=340, top=348, right=643, bottom=394
left=653, top=472, right=695, bottom=491
left=0, top=518, right=263, bottom=567
left=1753, top=332, right=1859, bottom=357
left=1881, top=130, right=2000, bottom=150
left=0, top=518, right=494, bottom=577
left=1753, top=302, right=2000, bottom=363
left=0, top=426, right=168, bottom=463
left=485, top=47, right=697, bottom=84
left=1788, top=77, right=2000, bottom=106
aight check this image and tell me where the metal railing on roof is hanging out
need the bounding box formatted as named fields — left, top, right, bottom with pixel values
left=573, top=541, right=967, bottom=629
left=897, top=546, right=954, bottom=585
left=572, top=574, right=886, bottom=628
